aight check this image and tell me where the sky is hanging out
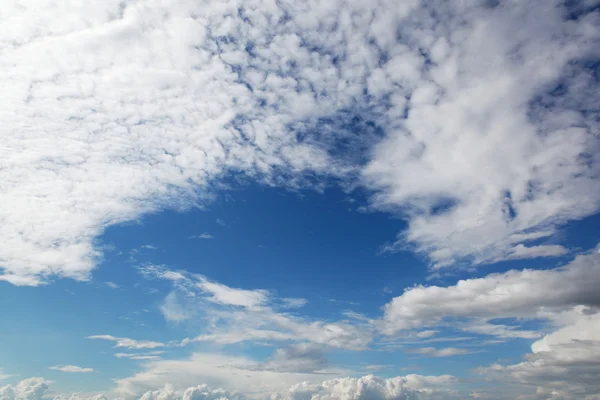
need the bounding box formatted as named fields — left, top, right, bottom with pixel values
left=0, top=0, right=599, bottom=399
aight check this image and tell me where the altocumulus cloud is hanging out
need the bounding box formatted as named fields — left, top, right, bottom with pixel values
left=1, top=0, right=599, bottom=285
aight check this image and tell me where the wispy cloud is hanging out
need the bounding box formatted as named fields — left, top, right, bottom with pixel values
left=87, top=335, right=164, bottom=350
left=49, top=365, right=94, bottom=373
left=115, top=351, right=164, bottom=361
left=188, top=233, right=215, bottom=240
left=141, top=267, right=372, bottom=351
left=407, top=347, right=473, bottom=357
left=105, top=281, right=119, bottom=289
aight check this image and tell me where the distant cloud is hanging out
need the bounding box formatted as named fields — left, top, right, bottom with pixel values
left=113, top=351, right=457, bottom=399
left=188, top=233, right=215, bottom=240
left=49, top=365, right=94, bottom=373
left=416, top=330, right=438, bottom=339
left=105, top=281, right=119, bottom=289
left=0, top=378, right=49, bottom=400
left=407, top=347, right=472, bottom=357
left=280, top=298, right=308, bottom=308
left=504, top=244, right=569, bottom=260
left=216, top=219, right=227, bottom=227
left=115, top=351, right=164, bottom=361
left=87, top=335, right=164, bottom=350
left=381, top=247, right=600, bottom=336
left=0, top=369, right=12, bottom=381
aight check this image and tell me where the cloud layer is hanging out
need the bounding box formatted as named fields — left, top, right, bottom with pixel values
left=0, top=374, right=458, bottom=400
left=1, top=0, right=599, bottom=285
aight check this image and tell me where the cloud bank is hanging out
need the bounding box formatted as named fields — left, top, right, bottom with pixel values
left=0, top=374, right=458, bottom=400
left=1, top=0, right=599, bottom=285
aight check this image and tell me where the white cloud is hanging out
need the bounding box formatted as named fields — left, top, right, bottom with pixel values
left=273, top=374, right=459, bottom=400
left=115, top=351, right=165, bottom=361
left=360, top=1, right=600, bottom=268
left=114, top=352, right=329, bottom=398
left=503, top=244, right=569, bottom=261
left=49, top=365, right=94, bottom=373
left=143, top=267, right=372, bottom=350
left=159, top=292, right=193, bottom=323
left=0, top=378, right=49, bottom=400
left=195, top=276, right=269, bottom=308
left=1, top=0, right=597, bottom=285
left=113, top=351, right=458, bottom=399
left=88, top=335, right=164, bottom=350
left=416, top=330, right=437, bottom=339
left=381, top=247, right=600, bottom=335
left=256, top=343, right=328, bottom=373
left=188, top=233, right=214, bottom=240
left=406, top=347, right=472, bottom=358
left=478, top=311, right=600, bottom=399
left=105, top=282, right=119, bottom=289
left=0, top=370, right=11, bottom=381
left=280, top=298, right=307, bottom=309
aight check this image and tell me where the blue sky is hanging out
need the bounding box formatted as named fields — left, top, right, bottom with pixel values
left=1, top=0, right=600, bottom=399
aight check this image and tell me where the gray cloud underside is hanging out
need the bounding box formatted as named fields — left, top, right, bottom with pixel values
left=1, top=0, right=599, bottom=284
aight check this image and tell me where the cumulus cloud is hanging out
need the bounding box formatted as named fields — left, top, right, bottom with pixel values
left=0, top=378, right=49, bottom=400
left=478, top=311, right=600, bottom=399
left=273, top=374, right=459, bottom=400
left=137, top=384, right=245, bottom=400
left=114, top=352, right=331, bottom=397
left=49, top=365, right=94, bottom=373
left=381, top=247, right=600, bottom=335
left=1, top=0, right=598, bottom=285
left=87, top=335, right=164, bottom=350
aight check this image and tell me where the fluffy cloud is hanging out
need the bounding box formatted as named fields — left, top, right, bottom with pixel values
left=137, top=384, right=245, bottom=400
left=1, top=0, right=598, bottom=285
left=381, top=247, right=600, bottom=335
left=362, top=1, right=600, bottom=268
left=478, top=312, right=600, bottom=399
left=87, top=335, right=164, bottom=350
left=272, top=374, right=458, bottom=400
left=114, top=352, right=339, bottom=397
left=0, top=378, right=49, bottom=400
left=114, top=357, right=458, bottom=400
left=49, top=365, right=94, bottom=373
